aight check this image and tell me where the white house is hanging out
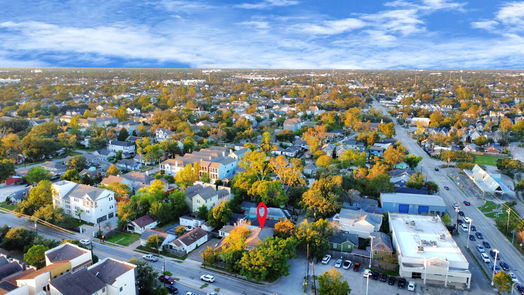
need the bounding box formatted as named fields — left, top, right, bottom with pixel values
left=45, top=243, right=92, bottom=271
left=52, top=181, right=117, bottom=226
left=155, top=128, right=173, bottom=142
left=283, top=118, right=303, bottom=131
left=127, top=215, right=158, bottom=234
left=184, top=182, right=231, bottom=213
left=167, top=228, right=208, bottom=254
left=107, top=140, right=135, bottom=154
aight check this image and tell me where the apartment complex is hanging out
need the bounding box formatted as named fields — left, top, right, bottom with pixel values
left=52, top=181, right=117, bottom=225
left=389, top=213, right=472, bottom=289
left=160, top=146, right=238, bottom=180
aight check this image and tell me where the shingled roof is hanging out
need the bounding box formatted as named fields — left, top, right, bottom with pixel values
left=51, top=268, right=106, bottom=295
left=45, top=243, right=89, bottom=263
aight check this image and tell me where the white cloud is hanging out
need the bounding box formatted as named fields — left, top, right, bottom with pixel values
left=471, top=20, right=499, bottom=31
left=238, top=21, right=270, bottom=30
left=496, top=1, right=524, bottom=27
left=301, top=18, right=366, bottom=35
left=385, top=0, right=465, bottom=10
left=236, top=0, right=299, bottom=9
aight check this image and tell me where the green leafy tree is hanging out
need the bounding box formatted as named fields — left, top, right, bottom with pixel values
left=405, top=154, right=423, bottom=169
left=62, top=168, right=81, bottom=182
left=239, top=237, right=298, bottom=281
left=302, top=176, right=342, bottom=218
left=208, top=201, right=233, bottom=228
left=146, top=234, right=165, bottom=250
left=318, top=268, right=351, bottom=295
left=129, top=258, right=164, bottom=295
left=493, top=271, right=512, bottom=293
left=106, top=164, right=120, bottom=176
left=197, top=205, right=209, bottom=220
left=118, top=128, right=129, bottom=141
left=295, top=219, right=333, bottom=259
left=0, top=227, right=36, bottom=252
left=441, top=213, right=451, bottom=225
left=67, top=155, right=87, bottom=171
left=24, top=244, right=49, bottom=269
left=24, top=166, right=51, bottom=184
left=339, top=149, right=366, bottom=167
left=249, top=180, right=287, bottom=207
left=0, top=160, right=15, bottom=182
left=17, top=180, right=54, bottom=216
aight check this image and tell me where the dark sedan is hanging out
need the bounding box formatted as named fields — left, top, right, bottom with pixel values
left=158, top=275, right=175, bottom=285
left=371, top=271, right=380, bottom=280
left=490, top=250, right=502, bottom=260
left=482, top=241, right=491, bottom=248
left=469, top=234, right=476, bottom=241
left=379, top=273, right=388, bottom=282
left=398, top=278, right=407, bottom=288
left=458, top=211, right=465, bottom=217
left=476, top=232, right=484, bottom=239
left=388, top=276, right=397, bottom=285
left=499, top=261, right=510, bottom=271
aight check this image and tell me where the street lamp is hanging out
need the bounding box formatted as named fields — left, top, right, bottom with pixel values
left=369, top=235, right=374, bottom=268
left=466, top=219, right=472, bottom=249
left=455, top=207, right=460, bottom=231
left=365, top=269, right=370, bottom=295
left=491, top=249, right=499, bottom=286
left=506, top=208, right=511, bottom=235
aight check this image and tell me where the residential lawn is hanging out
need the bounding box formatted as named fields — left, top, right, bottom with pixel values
left=473, top=154, right=506, bottom=166
left=485, top=212, right=499, bottom=218
left=0, top=202, right=17, bottom=211
left=107, top=232, right=139, bottom=246
left=479, top=201, right=500, bottom=213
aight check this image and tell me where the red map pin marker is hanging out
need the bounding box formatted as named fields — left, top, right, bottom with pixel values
left=257, top=202, right=268, bottom=229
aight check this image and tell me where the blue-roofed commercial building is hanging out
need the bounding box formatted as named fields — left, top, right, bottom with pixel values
left=380, top=193, right=447, bottom=216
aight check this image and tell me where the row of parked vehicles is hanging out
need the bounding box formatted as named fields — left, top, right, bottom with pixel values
left=321, top=254, right=415, bottom=291
left=158, top=273, right=217, bottom=295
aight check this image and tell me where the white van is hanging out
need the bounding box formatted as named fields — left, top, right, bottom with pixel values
left=408, top=281, right=416, bottom=291
left=461, top=223, right=469, bottom=232
left=480, top=253, right=491, bottom=263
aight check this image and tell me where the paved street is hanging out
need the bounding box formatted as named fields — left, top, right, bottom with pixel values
left=374, top=100, right=524, bottom=291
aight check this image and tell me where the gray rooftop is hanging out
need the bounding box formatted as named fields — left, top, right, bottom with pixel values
left=88, top=258, right=134, bottom=285
left=45, top=243, right=89, bottom=263
left=51, top=268, right=106, bottom=295
left=380, top=192, right=446, bottom=207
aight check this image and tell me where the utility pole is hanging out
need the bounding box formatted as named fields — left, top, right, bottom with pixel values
left=491, top=249, right=499, bottom=286
left=506, top=208, right=511, bottom=235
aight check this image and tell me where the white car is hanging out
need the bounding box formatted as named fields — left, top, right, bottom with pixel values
left=334, top=259, right=342, bottom=268
left=342, top=260, right=352, bottom=269
left=363, top=269, right=372, bottom=278
left=186, top=292, right=196, bottom=295
left=480, top=253, right=491, bottom=264
left=321, top=254, right=332, bottom=264
left=143, top=254, right=159, bottom=262
left=509, top=272, right=519, bottom=283
left=461, top=223, right=469, bottom=232
left=200, top=274, right=215, bottom=283
left=476, top=245, right=485, bottom=253
left=407, top=281, right=416, bottom=291
left=79, top=239, right=91, bottom=246
left=452, top=203, right=460, bottom=210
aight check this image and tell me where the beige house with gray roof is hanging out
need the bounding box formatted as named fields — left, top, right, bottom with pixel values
left=184, top=182, right=231, bottom=213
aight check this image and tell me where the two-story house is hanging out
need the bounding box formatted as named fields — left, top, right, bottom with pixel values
left=184, top=182, right=231, bottom=213
left=107, top=140, right=135, bottom=155
left=52, top=181, right=117, bottom=226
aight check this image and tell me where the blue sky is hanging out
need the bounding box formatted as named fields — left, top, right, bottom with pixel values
left=1, top=0, right=523, bottom=68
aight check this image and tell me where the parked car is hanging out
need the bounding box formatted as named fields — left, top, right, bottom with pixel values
left=463, top=201, right=471, bottom=206
left=363, top=269, right=372, bottom=278
left=469, top=234, right=476, bottom=241
left=159, top=275, right=175, bottom=285
left=509, top=272, right=519, bottom=283
left=143, top=254, right=159, bottom=262
left=490, top=250, right=502, bottom=260
left=186, top=292, right=196, bottom=295
left=388, top=276, right=397, bottom=285
left=457, top=219, right=464, bottom=225
left=371, top=271, right=380, bottom=280
left=452, top=202, right=459, bottom=210
left=334, top=259, right=343, bottom=268
left=476, top=232, right=484, bottom=239
left=200, top=274, right=215, bottom=283
left=353, top=262, right=361, bottom=272
left=166, top=285, right=178, bottom=294
left=480, top=253, right=491, bottom=263
left=379, top=273, right=388, bottom=282
left=491, top=264, right=502, bottom=273
left=398, top=278, right=407, bottom=288
left=444, top=186, right=450, bottom=190
left=458, top=211, right=465, bottom=217
left=434, top=167, right=439, bottom=171
left=342, top=260, right=352, bottom=270
left=476, top=244, right=485, bottom=253
left=407, top=281, right=416, bottom=292
left=470, top=225, right=476, bottom=232
left=499, top=261, right=510, bottom=271
left=482, top=241, right=491, bottom=248
left=516, top=283, right=524, bottom=295
left=461, top=223, right=469, bottom=232
left=321, top=254, right=332, bottom=264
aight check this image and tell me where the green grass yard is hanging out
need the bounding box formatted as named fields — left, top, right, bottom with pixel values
left=0, top=202, right=17, bottom=211
left=479, top=201, right=500, bottom=213
left=473, top=154, right=506, bottom=166
left=107, top=232, right=139, bottom=246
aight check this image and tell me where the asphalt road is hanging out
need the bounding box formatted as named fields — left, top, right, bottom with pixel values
left=374, top=100, right=524, bottom=288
